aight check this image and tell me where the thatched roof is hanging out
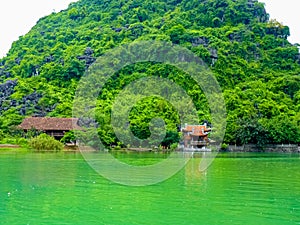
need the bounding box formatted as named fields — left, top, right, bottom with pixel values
left=18, top=117, right=82, bottom=131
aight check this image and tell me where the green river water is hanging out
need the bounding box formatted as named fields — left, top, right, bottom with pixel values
left=0, top=152, right=299, bottom=224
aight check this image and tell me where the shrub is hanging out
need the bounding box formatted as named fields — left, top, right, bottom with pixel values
left=29, top=133, right=64, bottom=152
left=114, top=146, right=121, bottom=151
left=170, top=143, right=178, bottom=151
left=61, top=131, right=76, bottom=144
left=17, top=138, right=28, bottom=146
left=220, top=143, right=229, bottom=152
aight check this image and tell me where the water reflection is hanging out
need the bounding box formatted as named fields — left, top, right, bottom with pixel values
left=0, top=153, right=299, bottom=224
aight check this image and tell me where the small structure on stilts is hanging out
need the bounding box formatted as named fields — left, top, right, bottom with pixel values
left=180, top=123, right=212, bottom=152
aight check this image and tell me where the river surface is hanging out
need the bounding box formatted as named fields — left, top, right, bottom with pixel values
left=0, top=152, right=299, bottom=224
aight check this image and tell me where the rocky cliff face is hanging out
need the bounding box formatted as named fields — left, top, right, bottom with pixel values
left=0, top=80, right=18, bottom=112
left=0, top=80, right=56, bottom=117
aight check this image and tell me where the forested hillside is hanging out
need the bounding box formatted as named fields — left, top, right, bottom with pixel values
left=0, top=0, right=299, bottom=146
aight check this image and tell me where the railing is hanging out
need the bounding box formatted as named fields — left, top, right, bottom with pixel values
left=190, top=141, right=208, bottom=146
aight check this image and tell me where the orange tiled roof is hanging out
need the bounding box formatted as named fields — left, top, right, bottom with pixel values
left=18, top=117, right=82, bottom=131
left=182, top=125, right=211, bottom=137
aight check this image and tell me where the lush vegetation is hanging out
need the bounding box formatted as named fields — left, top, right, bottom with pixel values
left=0, top=0, right=299, bottom=147
left=28, top=133, right=64, bottom=152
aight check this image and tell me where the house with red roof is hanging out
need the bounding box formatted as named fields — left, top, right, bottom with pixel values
left=181, top=123, right=211, bottom=149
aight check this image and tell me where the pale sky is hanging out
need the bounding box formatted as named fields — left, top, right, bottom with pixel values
left=0, top=0, right=77, bottom=57
left=261, top=0, right=300, bottom=45
left=0, top=0, right=299, bottom=58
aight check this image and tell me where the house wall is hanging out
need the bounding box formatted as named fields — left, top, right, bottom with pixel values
left=45, top=130, right=67, bottom=140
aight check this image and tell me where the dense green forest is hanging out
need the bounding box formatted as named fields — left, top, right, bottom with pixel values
left=0, top=0, right=299, bottom=147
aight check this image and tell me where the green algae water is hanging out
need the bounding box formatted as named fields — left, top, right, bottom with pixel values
left=0, top=152, right=300, bottom=225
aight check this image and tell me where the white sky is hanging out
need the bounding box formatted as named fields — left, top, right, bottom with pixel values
left=0, top=0, right=299, bottom=58
left=0, top=0, right=77, bottom=57
left=261, top=0, right=300, bottom=45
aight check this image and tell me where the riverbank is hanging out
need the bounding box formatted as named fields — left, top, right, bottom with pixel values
left=227, top=144, right=300, bottom=153
left=1, top=144, right=299, bottom=154
left=0, top=144, right=20, bottom=148
left=0, top=145, right=79, bottom=153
